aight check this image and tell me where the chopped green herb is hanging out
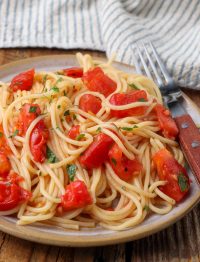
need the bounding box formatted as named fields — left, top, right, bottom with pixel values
left=73, top=114, right=77, bottom=120
left=76, top=134, right=85, bottom=141
left=138, top=98, right=146, bottom=102
left=64, top=110, right=70, bottom=116
left=63, top=90, right=67, bottom=96
left=9, top=129, right=19, bottom=138
left=121, top=125, right=138, bottom=131
left=178, top=173, right=189, bottom=192
left=46, top=146, right=58, bottom=163
left=43, top=74, right=48, bottom=83
left=51, top=86, right=59, bottom=93
left=29, top=106, right=37, bottom=113
left=121, top=186, right=126, bottom=191
left=66, top=164, right=77, bottom=181
left=128, top=83, right=139, bottom=90
left=56, top=71, right=64, bottom=76
left=61, top=118, right=64, bottom=122
left=56, top=77, right=63, bottom=83
left=38, top=171, right=42, bottom=176
left=96, top=127, right=101, bottom=133
left=57, top=105, right=61, bottom=109
left=0, top=132, right=3, bottom=138
left=44, top=88, right=47, bottom=92
left=111, top=158, right=117, bottom=166
left=143, top=205, right=150, bottom=212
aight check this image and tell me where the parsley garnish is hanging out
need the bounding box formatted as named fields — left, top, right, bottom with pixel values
left=178, top=173, right=189, bottom=192
left=111, top=158, right=117, bottom=166
left=57, top=105, right=61, bottom=109
left=46, top=146, right=58, bottom=163
left=128, top=83, right=139, bottom=90
left=0, top=132, right=3, bottom=138
left=63, top=90, right=67, bottom=96
left=64, top=110, right=70, bottom=116
left=29, top=106, right=37, bottom=113
left=51, top=86, right=59, bottom=92
left=138, top=98, right=146, bottom=102
left=73, top=114, right=77, bottom=120
left=120, top=125, right=138, bottom=131
left=43, top=74, right=48, bottom=83
left=96, top=127, right=101, bottom=133
left=76, top=134, right=85, bottom=141
left=56, top=77, right=63, bottom=83
left=66, top=164, right=77, bottom=181
left=9, top=129, right=19, bottom=138
left=143, top=205, right=150, bottom=212
left=121, top=186, right=126, bottom=191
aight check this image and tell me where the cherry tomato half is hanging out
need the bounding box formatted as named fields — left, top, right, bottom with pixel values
left=108, top=143, right=142, bottom=181
left=109, top=90, right=148, bottom=118
left=10, top=69, right=35, bottom=92
left=80, top=133, right=114, bottom=169
left=61, top=180, right=93, bottom=211
left=154, top=104, right=178, bottom=139
left=68, top=125, right=80, bottom=140
left=63, top=67, right=83, bottom=78
left=153, top=148, right=190, bottom=202
left=82, top=67, right=117, bottom=97
left=79, top=94, right=102, bottom=114
left=0, top=153, right=11, bottom=179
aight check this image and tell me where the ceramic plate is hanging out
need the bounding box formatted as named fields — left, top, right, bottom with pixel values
left=0, top=55, right=199, bottom=247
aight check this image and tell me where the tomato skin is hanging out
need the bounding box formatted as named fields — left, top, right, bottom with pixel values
left=79, top=94, right=102, bottom=114
left=0, top=125, right=11, bottom=155
left=153, top=148, right=190, bottom=202
left=10, top=69, right=35, bottom=92
left=82, top=67, right=117, bottom=97
left=30, top=120, right=49, bottom=163
left=154, top=104, right=178, bottom=139
left=68, top=125, right=80, bottom=139
left=109, top=90, right=148, bottom=118
left=17, top=103, right=41, bottom=135
left=63, top=67, right=83, bottom=78
left=80, top=133, right=114, bottom=169
left=0, top=174, right=31, bottom=211
left=108, top=143, right=142, bottom=181
left=61, top=180, right=93, bottom=211
left=0, top=153, right=11, bottom=178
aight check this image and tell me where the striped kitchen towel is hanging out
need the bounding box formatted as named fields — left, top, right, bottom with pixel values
left=0, top=0, right=200, bottom=89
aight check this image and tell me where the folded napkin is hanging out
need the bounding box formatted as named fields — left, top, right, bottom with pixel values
left=0, top=0, right=200, bottom=89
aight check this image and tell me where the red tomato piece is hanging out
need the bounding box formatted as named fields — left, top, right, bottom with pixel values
left=17, top=103, right=41, bottom=135
left=63, top=67, right=83, bottom=78
left=10, top=69, right=35, bottom=92
left=82, top=67, right=117, bottom=97
left=109, top=90, right=148, bottom=118
left=153, top=148, right=190, bottom=202
left=0, top=124, right=11, bottom=155
left=79, top=94, right=102, bottom=114
left=0, top=153, right=11, bottom=179
left=108, top=143, right=142, bottom=181
left=68, top=125, right=80, bottom=139
left=30, top=120, right=49, bottom=163
left=80, top=133, right=114, bottom=169
left=0, top=175, right=31, bottom=211
left=154, top=104, right=178, bottom=139
left=61, top=180, right=93, bottom=211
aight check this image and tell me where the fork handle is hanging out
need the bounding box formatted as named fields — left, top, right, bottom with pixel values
left=175, top=114, right=200, bottom=184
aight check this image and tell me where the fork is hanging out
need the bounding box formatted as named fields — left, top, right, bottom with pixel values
left=133, top=41, right=200, bottom=184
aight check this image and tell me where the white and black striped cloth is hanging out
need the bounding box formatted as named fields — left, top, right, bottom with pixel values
left=0, top=0, right=200, bottom=89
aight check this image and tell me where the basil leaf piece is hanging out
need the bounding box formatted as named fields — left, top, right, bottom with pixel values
left=178, top=173, right=189, bottom=192
left=67, top=164, right=77, bottom=181
left=64, top=110, right=70, bottom=116
left=46, top=146, right=58, bottom=163
left=121, top=125, right=138, bottom=131
left=128, top=83, right=139, bottom=90
left=51, top=86, right=59, bottom=92
left=9, top=129, right=19, bottom=138
left=76, top=134, right=85, bottom=141
left=29, top=106, right=37, bottom=113
left=138, top=98, right=146, bottom=102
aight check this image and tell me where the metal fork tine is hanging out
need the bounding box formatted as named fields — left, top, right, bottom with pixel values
left=149, top=42, right=173, bottom=83
left=131, top=50, right=142, bottom=74
left=135, top=43, right=152, bottom=79
left=142, top=42, right=164, bottom=88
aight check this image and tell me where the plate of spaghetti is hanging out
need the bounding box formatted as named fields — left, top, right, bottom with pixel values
left=0, top=53, right=199, bottom=247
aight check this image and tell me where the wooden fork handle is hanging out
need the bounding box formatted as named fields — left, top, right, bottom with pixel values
left=175, top=114, right=200, bottom=184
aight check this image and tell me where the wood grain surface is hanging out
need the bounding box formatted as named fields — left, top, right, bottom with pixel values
left=0, top=48, right=200, bottom=262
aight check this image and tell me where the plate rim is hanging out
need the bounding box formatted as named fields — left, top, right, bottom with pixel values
left=0, top=54, right=199, bottom=247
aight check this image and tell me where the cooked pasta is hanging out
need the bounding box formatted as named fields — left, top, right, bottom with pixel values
left=0, top=53, right=190, bottom=231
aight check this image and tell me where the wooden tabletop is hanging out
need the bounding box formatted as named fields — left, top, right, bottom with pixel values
left=0, top=48, right=200, bottom=262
